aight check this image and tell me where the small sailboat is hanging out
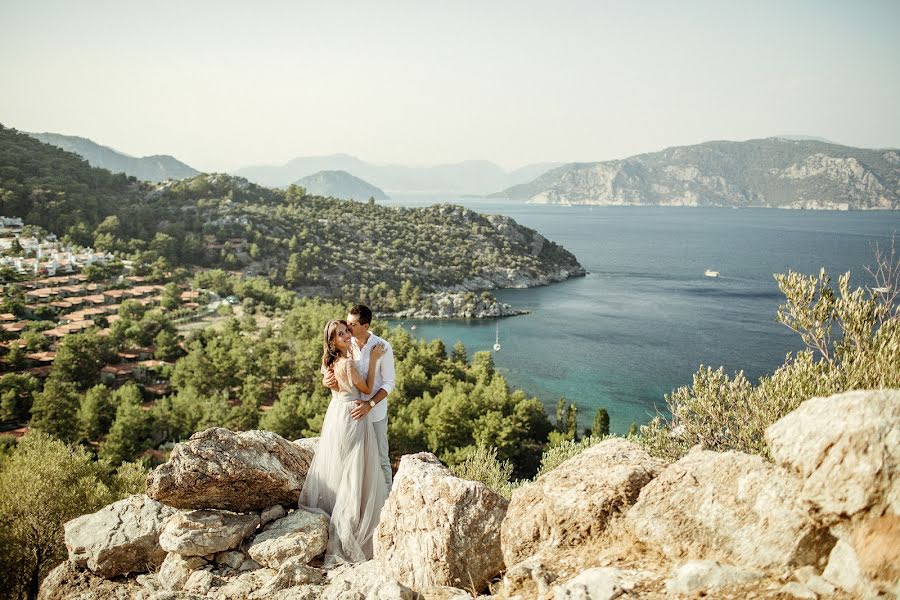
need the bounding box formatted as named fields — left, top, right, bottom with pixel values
left=410, top=325, right=417, bottom=330
left=704, top=269, right=719, bottom=278
left=493, top=322, right=501, bottom=352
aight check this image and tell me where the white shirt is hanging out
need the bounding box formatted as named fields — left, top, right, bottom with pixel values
left=351, top=332, right=395, bottom=422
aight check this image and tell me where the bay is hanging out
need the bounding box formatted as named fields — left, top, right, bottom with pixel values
left=383, top=194, right=900, bottom=435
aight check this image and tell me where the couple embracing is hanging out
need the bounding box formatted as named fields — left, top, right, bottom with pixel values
left=298, top=304, right=396, bottom=567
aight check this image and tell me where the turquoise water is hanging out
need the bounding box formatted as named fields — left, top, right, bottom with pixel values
left=384, top=195, right=900, bottom=434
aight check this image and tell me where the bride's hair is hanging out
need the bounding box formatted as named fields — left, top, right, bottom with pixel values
left=321, top=319, right=347, bottom=370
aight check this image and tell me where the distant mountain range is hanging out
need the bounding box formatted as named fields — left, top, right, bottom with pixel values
left=234, top=154, right=563, bottom=195
left=294, top=170, right=389, bottom=202
left=28, top=132, right=199, bottom=183
left=493, top=138, right=900, bottom=210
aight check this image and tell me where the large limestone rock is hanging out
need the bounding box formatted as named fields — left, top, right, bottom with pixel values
left=147, top=428, right=314, bottom=512
left=766, top=389, right=900, bottom=522
left=626, top=449, right=834, bottom=569
left=320, top=560, right=419, bottom=600
left=246, top=508, right=329, bottom=569
left=502, top=439, right=663, bottom=568
left=159, top=509, right=260, bottom=556
left=374, top=452, right=508, bottom=592
left=63, top=494, right=176, bottom=578
left=248, top=556, right=325, bottom=599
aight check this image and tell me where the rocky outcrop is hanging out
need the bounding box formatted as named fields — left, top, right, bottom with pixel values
left=627, top=449, right=834, bottom=569
left=39, top=391, right=899, bottom=600
left=374, top=452, right=507, bottom=593
left=63, top=494, right=176, bottom=578
left=501, top=439, right=663, bottom=568
left=389, top=292, right=527, bottom=319
left=146, top=428, right=314, bottom=512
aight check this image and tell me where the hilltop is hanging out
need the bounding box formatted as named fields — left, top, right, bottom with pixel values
left=293, top=170, right=389, bottom=202
left=494, top=137, right=900, bottom=210
left=0, top=125, right=584, bottom=308
left=27, top=132, right=199, bottom=183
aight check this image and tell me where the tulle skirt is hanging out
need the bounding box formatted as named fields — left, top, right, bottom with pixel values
left=298, top=393, right=388, bottom=567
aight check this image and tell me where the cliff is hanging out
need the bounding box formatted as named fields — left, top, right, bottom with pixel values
left=40, top=389, right=898, bottom=599
left=494, top=138, right=900, bottom=210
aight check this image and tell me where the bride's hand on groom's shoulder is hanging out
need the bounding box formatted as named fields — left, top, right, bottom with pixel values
left=371, top=342, right=386, bottom=360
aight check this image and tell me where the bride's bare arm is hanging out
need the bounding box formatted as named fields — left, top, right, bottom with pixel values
left=349, top=342, right=385, bottom=394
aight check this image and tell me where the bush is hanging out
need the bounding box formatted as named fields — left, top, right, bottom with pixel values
left=534, top=435, right=608, bottom=478
left=449, top=445, right=517, bottom=500
left=640, top=247, right=900, bottom=463
left=0, top=432, right=143, bottom=600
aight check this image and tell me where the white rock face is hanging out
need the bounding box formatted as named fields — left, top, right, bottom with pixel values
left=501, top=439, right=663, bottom=568
left=246, top=508, right=329, bottom=569
left=146, top=428, right=314, bottom=512
left=159, top=509, right=260, bottom=556
left=766, top=389, right=900, bottom=522
left=320, top=560, right=418, bottom=600
left=626, top=449, right=834, bottom=569
left=664, top=560, right=761, bottom=595
left=374, top=452, right=508, bottom=592
left=63, top=494, right=176, bottom=578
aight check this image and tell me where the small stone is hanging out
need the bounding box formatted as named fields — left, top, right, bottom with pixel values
left=665, top=560, right=761, bottom=595
left=215, top=550, right=246, bottom=570
left=157, top=553, right=208, bottom=591
left=261, top=504, right=287, bottom=526
left=183, top=569, right=216, bottom=595
left=552, top=567, right=626, bottom=600
left=780, top=582, right=817, bottom=599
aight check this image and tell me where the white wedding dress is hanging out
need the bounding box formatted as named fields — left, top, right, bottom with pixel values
left=298, top=357, right=388, bottom=566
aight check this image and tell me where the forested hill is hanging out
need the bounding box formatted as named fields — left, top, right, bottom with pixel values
left=0, top=125, right=584, bottom=303
left=494, top=137, right=900, bottom=210
left=28, top=131, right=199, bottom=183
left=294, top=169, right=390, bottom=202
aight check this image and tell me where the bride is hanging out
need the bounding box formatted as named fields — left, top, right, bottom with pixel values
left=299, top=319, right=388, bottom=566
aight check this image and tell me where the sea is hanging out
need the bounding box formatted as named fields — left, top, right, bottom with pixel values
left=382, top=194, right=900, bottom=434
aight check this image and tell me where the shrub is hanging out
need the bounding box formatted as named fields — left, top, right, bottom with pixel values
left=449, top=445, right=517, bottom=500
left=640, top=245, right=900, bottom=462
left=534, top=434, right=609, bottom=478
left=0, top=432, right=143, bottom=600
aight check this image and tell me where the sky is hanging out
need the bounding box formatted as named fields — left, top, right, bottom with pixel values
left=2, top=0, right=899, bottom=173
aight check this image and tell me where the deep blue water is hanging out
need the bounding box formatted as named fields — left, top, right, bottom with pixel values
left=383, top=194, right=900, bottom=434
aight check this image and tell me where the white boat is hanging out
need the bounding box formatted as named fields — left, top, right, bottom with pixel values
left=410, top=325, right=417, bottom=330
left=493, top=322, right=501, bottom=352
left=705, top=269, right=719, bottom=278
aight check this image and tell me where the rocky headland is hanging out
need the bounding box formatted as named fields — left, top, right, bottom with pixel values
left=40, top=389, right=898, bottom=600
left=494, top=138, right=900, bottom=210
left=384, top=292, right=528, bottom=320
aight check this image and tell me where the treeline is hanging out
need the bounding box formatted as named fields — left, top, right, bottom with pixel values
left=0, top=125, right=582, bottom=311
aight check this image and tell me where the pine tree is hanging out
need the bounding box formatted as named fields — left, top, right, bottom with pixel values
left=29, top=377, right=80, bottom=443
left=592, top=407, right=610, bottom=437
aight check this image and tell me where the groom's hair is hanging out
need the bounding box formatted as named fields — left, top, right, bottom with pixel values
left=348, top=304, right=372, bottom=325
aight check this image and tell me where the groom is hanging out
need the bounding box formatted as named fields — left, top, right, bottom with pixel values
left=323, top=304, right=395, bottom=489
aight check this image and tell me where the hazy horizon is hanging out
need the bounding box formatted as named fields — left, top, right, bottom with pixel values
left=2, top=0, right=899, bottom=172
